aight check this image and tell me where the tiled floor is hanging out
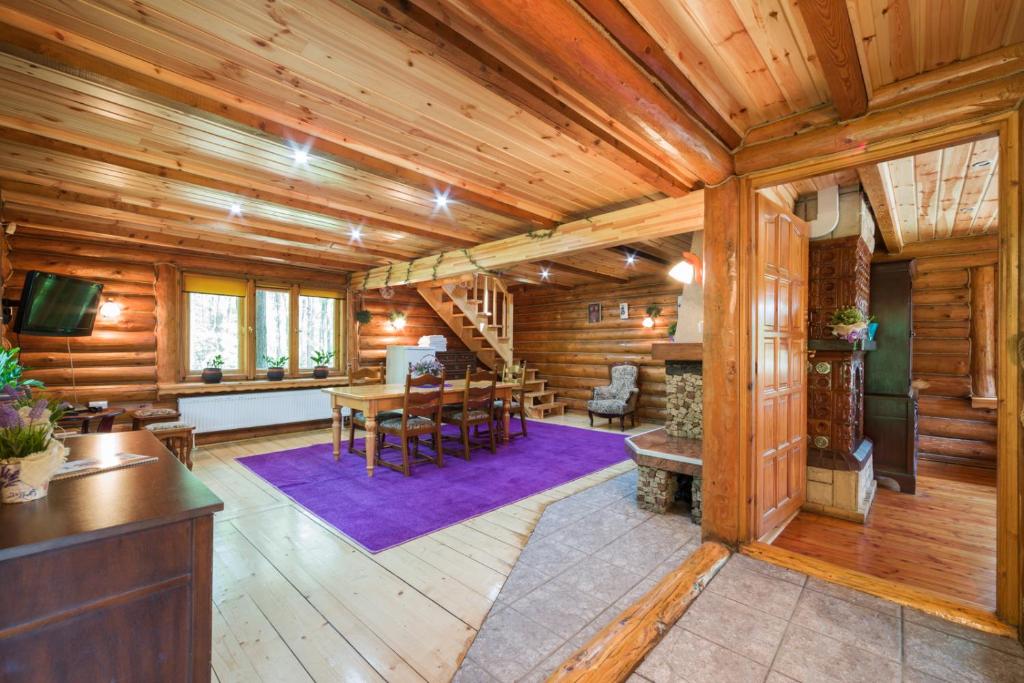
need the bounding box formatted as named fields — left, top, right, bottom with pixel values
left=456, top=469, right=701, bottom=682
left=456, top=470, right=1024, bottom=683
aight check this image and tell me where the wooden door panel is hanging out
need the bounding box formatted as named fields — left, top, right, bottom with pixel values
left=755, top=196, right=809, bottom=538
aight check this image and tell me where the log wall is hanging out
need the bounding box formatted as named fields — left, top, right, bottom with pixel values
left=355, top=286, right=467, bottom=368
left=512, top=278, right=681, bottom=423
left=902, top=236, right=999, bottom=468
left=6, top=232, right=346, bottom=417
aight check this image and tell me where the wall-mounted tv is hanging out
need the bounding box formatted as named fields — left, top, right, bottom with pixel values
left=13, top=271, right=104, bottom=337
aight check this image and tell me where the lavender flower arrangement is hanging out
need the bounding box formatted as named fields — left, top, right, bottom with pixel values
left=829, top=306, right=869, bottom=343
left=410, top=355, right=444, bottom=378
left=0, top=398, right=62, bottom=460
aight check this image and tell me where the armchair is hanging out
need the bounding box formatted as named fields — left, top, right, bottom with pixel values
left=587, top=362, right=641, bottom=431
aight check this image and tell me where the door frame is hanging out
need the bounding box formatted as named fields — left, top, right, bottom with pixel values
left=704, top=111, right=1021, bottom=627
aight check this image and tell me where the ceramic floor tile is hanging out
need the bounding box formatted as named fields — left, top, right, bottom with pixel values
left=765, top=672, right=799, bottom=683
left=790, top=588, right=901, bottom=661
left=595, top=519, right=694, bottom=575
left=679, top=590, right=789, bottom=665
left=772, top=624, right=901, bottom=683
left=901, top=666, right=953, bottom=683
left=705, top=559, right=804, bottom=620
left=464, top=607, right=564, bottom=682
left=544, top=510, right=644, bottom=554
left=635, top=626, right=767, bottom=683
left=516, top=536, right=589, bottom=577
left=729, top=553, right=807, bottom=587
left=511, top=581, right=611, bottom=640
left=553, top=556, right=647, bottom=604
left=803, top=576, right=900, bottom=618
left=903, top=622, right=1024, bottom=683
left=495, top=562, right=549, bottom=604
left=904, top=608, right=1024, bottom=659
left=517, top=638, right=582, bottom=683
left=451, top=658, right=499, bottom=683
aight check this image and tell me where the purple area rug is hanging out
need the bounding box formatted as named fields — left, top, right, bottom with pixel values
left=237, top=421, right=629, bottom=553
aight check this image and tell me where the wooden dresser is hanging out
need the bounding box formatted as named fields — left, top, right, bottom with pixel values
left=0, top=431, right=223, bottom=682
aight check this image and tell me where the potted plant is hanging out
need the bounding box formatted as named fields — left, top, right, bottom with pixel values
left=642, top=304, right=662, bottom=328
left=410, top=355, right=444, bottom=380
left=829, top=307, right=869, bottom=347
left=201, top=354, right=225, bottom=384
left=0, top=397, right=68, bottom=503
left=264, top=355, right=288, bottom=381
left=310, top=349, right=335, bottom=379
left=0, top=347, right=43, bottom=402
left=668, top=321, right=677, bottom=340
left=355, top=309, right=372, bottom=325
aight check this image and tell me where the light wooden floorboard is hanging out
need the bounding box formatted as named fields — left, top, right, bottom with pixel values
left=193, top=414, right=645, bottom=682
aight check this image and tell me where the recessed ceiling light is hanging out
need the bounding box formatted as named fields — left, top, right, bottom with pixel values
left=350, top=226, right=362, bottom=241
left=972, top=159, right=993, bottom=168
left=959, top=206, right=975, bottom=213
left=434, top=189, right=450, bottom=208
left=540, top=267, right=550, bottom=281
left=293, top=148, right=310, bottom=165
left=229, top=203, right=242, bottom=217
left=625, top=252, right=637, bottom=266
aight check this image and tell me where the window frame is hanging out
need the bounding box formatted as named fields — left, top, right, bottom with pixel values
left=180, top=273, right=344, bottom=382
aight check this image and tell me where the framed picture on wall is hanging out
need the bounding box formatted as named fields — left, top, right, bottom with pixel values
left=588, top=303, right=601, bottom=323
left=619, top=303, right=629, bottom=320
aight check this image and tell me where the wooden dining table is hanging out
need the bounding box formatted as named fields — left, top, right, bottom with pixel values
left=323, top=379, right=519, bottom=477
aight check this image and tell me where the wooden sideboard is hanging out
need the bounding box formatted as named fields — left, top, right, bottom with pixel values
left=0, top=431, right=223, bottom=682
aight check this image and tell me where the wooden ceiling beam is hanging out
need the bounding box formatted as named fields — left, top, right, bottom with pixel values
left=539, top=260, right=629, bottom=284
left=857, top=164, right=904, bottom=254
left=0, top=127, right=478, bottom=250
left=0, top=181, right=411, bottom=264
left=0, top=17, right=561, bottom=227
left=345, top=0, right=686, bottom=198
left=572, top=0, right=741, bottom=149
left=734, top=72, right=1024, bottom=174
left=356, top=194, right=703, bottom=289
left=9, top=218, right=357, bottom=273
left=795, top=0, right=868, bottom=119
left=416, top=0, right=733, bottom=186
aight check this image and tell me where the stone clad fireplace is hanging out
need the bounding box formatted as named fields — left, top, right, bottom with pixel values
left=665, top=360, right=702, bottom=439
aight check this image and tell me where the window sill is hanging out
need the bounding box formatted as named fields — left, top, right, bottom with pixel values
left=158, top=376, right=349, bottom=398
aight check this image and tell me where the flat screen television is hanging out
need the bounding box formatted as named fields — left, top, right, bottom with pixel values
left=13, top=271, right=104, bottom=337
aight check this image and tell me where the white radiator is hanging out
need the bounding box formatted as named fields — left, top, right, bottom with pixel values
left=179, top=389, right=341, bottom=434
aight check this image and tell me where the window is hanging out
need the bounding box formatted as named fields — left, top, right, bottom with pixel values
left=182, top=274, right=343, bottom=380
left=256, top=288, right=290, bottom=369
left=298, top=295, right=336, bottom=368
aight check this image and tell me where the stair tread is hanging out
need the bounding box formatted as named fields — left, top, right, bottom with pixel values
left=524, top=390, right=554, bottom=398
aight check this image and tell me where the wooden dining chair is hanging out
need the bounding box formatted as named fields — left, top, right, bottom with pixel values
left=494, top=361, right=529, bottom=439
left=444, top=368, right=497, bottom=460
left=348, top=366, right=399, bottom=458
left=376, top=371, right=446, bottom=476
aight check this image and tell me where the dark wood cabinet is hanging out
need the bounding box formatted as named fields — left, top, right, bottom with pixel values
left=865, top=259, right=919, bottom=493
left=0, top=431, right=223, bottom=682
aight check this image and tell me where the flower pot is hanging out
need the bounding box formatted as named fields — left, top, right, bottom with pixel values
left=312, top=366, right=329, bottom=379
left=267, top=367, right=285, bottom=381
left=0, top=439, right=67, bottom=504
left=201, top=367, right=223, bottom=384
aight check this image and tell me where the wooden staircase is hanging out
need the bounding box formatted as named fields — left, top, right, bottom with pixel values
left=417, top=274, right=566, bottom=418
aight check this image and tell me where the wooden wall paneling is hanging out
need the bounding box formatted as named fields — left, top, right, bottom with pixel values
left=154, top=263, right=179, bottom=385
left=701, top=178, right=749, bottom=545
left=356, top=287, right=468, bottom=367
left=970, top=264, right=998, bottom=403
left=511, top=278, right=680, bottom=422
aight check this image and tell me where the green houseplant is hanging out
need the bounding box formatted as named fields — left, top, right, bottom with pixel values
left=310, top=349, right=335, bottom=379
left=264, top=355, right=288, bottom=381
left=0, top=347, right=43, bottom=401
left=355, top=309, right=372, bottom=325
left=201, top=354, right=225, bottom=384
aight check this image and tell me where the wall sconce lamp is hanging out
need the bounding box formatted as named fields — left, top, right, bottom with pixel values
left=642, top=304, right=662, bottom=329
left=99, top=299, right=122, bottom=320
left=668, top=252, right=703, bottom=285
left=387, top=311, right=407, bottom=331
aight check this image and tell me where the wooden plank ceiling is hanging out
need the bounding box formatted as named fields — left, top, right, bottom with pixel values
left=874, top=138, right=1000, bottom=246
left=0, top=1, right=1017, bottom=287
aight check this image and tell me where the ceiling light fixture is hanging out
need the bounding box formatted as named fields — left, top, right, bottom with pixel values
left=434, top=188, right=451, bottom=209
left=540, top=267, right=551, bottom=281
left=350, top=226, right=363, bottom=242
left=289, top=139, right=313, bottom=166
left=625, top=252, right=637, bottom=266
left=99, top=299, right=122, bottom=320
left=229, top=203, right=243, bottom=217
left=669, top=252, right=702, bottom=285
left=971, top=159, right=993, bottom=168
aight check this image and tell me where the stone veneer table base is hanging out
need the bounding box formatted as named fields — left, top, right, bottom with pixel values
left=626, top=428, right=703, bottom=523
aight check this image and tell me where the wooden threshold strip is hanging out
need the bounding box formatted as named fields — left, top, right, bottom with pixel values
left=741, top=542, right=1016, bottom=638
left=548, top=542, right=730, bottom=682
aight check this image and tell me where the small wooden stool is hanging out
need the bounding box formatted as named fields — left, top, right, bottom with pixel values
left=131, top=407, right=181, bottom=431
left=145, top=421, right=196, bottom=470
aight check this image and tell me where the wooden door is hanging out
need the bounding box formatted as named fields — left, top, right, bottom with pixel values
left=755, top=196, right=809, bottom=538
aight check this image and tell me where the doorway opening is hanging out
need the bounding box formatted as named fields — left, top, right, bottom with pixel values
left=753, top=133, right=1004, bottom=615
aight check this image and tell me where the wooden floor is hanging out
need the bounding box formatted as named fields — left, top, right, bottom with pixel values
left=773, top=460, right=998, bottom=611
left=193, top=414, right=643, bottom=682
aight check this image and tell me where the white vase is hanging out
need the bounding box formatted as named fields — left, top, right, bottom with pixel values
left=0, top=438, right=68, bottom=504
